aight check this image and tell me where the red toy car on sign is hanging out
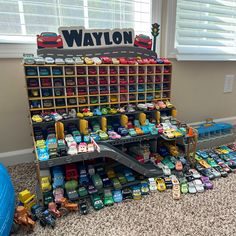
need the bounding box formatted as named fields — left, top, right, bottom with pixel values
left=134, top=34, right=152, bottom=50
left=37, top=32, right=63, bottom=49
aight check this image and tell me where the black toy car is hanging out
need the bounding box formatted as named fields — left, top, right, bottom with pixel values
left=31, top=204, right=56, bottom=228
left=122, top=187, right=133, bottom=201
left=79, top=201, right=88, bottom=215
left=43, top=192, right=54, bottom=206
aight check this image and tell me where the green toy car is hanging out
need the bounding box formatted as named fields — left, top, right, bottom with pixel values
left=128, top=128, right=137, bottom=137
left=103, top=189, right=114, bottom=206
left=43, top=191, right=54, bottom=206
left=91, top=194, right=104, bottom=210
left=116, top=173, right=127, bottom=185
left=181, top=183, right=188, bottom=194
left=194, top=154, right=202, bottom=161
left=207, top=158, right=218, bottom=167
left=91, top=174, right=103, bottom=190
left=111, top=178, right=122, bottom=190
left=78, top=186, right=88, bottom=197
left=161, top=158, right=175, bottom=170
left=99, top=130, right=109, bottom=140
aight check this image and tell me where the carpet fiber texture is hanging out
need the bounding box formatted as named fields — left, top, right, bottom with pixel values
left=7, top=162, right=236, bottom=236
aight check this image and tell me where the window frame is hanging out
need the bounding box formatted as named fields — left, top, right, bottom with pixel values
left=166, top=0, right=236, bottom=61
left=0, top=0, right=161, bottom=58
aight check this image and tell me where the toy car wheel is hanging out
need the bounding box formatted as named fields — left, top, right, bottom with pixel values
left=59, top=207, right=69, bottom=217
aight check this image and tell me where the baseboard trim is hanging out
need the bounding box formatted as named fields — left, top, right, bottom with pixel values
left=1, top=116, right=236, bottom=166
left=0, top=148, right=34, bottom=166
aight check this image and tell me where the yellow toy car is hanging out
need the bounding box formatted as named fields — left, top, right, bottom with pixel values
left=110, top=95, right=118, bottom=102
left=156, top=178, right=166, bottom=192
left=84, top=57, right=94, bottom=65
left=32, top=115, right=43, bottom=123
left=107, top=169, right=116, bottom=179
left=41, top=177, right=52, bottom=192
left=108, top=108, right=117, bottom=114
left=173, top=131, right=182, bottom=138
left=165, top=100, right=174, bottom=108
left=83, top=111, right=93, bottom=117
left=77, top=112, right=84, bottom=118
left=112, top=58, right=119, bottom=64
left=18, top=190, right=36, bottom=210
left=134, top=127, right=144, bottom=135
left=198, top=159, right=211, bottom=168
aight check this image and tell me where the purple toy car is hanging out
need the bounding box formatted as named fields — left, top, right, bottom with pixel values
left=200, top=176, right=213, bottom=190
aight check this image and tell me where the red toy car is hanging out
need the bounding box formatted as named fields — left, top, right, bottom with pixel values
left=120, top=86, right=128, bottom=93
left=161, top=58, right=171, bottom=64
left=110, top=77, right=118, bottom=84
left=134, top=34, right=152, bottom=50
left=120, top=77, right=128, bottom=84
left=89, top=87, right=98, bottom=95
left=110, top=68, right=117, bottom=74
left=147, top=68, right=153, bottom=74
left=65, top=164, right=79, bottom=181
left=156, top=68, right=162, bottom=73
left=129, top=77, right=135, bottom=83
left=89, top=77, right=98, bottom=85
left=100, top=77, right=108, bottom=84
left=100, top=56, right=112, bottom=64
left=135, top=155, right=145, bottom=164
left=37, top=32, right=63, bottom=49
left=127, top=58, right=137, bottom=64
left=138, top=76, right=145, bottom=83
left=78, top=78, right=86, bottom=85
left=164, top=68, right=171, bottom=73
left=77, top=68, right=86, bottom=75
left=119, top=67, right=127, bottom=74
left=119, top=57, right=128, bottom=64
left=138, top=67, right=145, bottom=74
left=41, top=78, right=52, bottom=87
left=88, top=68, right=97, bottom=75
left=129, top=67, right=136, bottom=74
left=147, top=76, right=153, bottom=83
left=155, top=76, right=161, bottom=83
left=127, top=121, right=134, bottom=129
left=66, top=88, right=75, bottom=96
left=78, top=87, right=87, bottom=95
left=99, top=68, right=107, bottom=74
left=148, top=58, right=156, bottom=64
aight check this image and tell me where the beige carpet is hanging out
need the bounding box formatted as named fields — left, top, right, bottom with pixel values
left=8, top=162, right=236, bottom=236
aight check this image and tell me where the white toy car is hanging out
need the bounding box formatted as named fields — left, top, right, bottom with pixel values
left=189, top=168, right=201, bottom=179
left=65, top=134, right=75, bottom=146
left=73, top=57, right=84, bottom=64
left=146, top=103, right=155, bottom=110
left=92, top=57, right=102, bottom=65
left=170, top=175, right=179, bottom=185
left=51, top=112, right=62, bottom=121
left=193, top=179, right=204, bottom=193
left=34, top=56, right=45, bottom=64
left=148, top=178, right=157, bottom=191
left=45, top=57, right=54, bottom=64
left=65, top=58, right=75, bottom=64
left=67, top=143, right=78, bottom=155
left=137, top=103, right=148, bottom=111
left=55, top=58, right=65, bottom=64
left=88, top=165, right=95, bottom=176
left=23, top=53, right=35, bottom=64
left=87, top=143, right=95, bottom=152
left=157, top=162, right=171, bottom=176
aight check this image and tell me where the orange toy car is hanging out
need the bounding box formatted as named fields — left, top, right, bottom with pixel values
left=134, top=127, right=144, bottom=135
left=175, top=161, right=183, bottom=171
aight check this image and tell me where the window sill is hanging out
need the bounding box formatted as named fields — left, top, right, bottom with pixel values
left=0, top=43, right=36, bottom=58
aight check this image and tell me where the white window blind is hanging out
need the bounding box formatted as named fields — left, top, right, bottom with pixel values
left=175, top=0, right=236, bottom=60
left=0, top=0, right=151, bottom=44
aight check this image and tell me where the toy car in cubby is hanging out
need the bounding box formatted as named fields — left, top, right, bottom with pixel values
left=100, top=77, right=108, bottom=84
left=52, top=67, right=62, bottom=75
left=110, top=77, right=118, bottom=84
left=77, top=67, right=86, bottom=75
left=54, top=78, right=64, bottom=87
left=78, top=77, right=86, bottom=85
left=78, top=87, right=87, bottom=95
left=66, top=78, right=76, bottom=86
left=39, top=67, right=50, bottom=76
left=41, top=78, right=52, bottom=87
left=26, top=67, right=37, bottom=76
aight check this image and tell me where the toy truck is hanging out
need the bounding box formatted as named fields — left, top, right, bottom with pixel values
left=18, top=190, right=36, bottom=211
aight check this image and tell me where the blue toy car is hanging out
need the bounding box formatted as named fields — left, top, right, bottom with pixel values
left=93, top=108, right=102, bottom=116
left=196, top=150, right=208, bottom=159
left=39, top=68, right=50, bottom=76
left=118, top=127, right=129, bottom=136
left=123, top=169, right=135, bottom=182
left=138, top=94, right=145, bottom=100
left=52, top=68, right=62, bottom=75
left=129, top=85, right=136, bottom=92
left=141, top=126, right=150, bottom=134
left=26, top=67, right=37, bottom=76
left=79, top=167, right=89, bottom=185
left=52, top=166, right=64, bottom=189
left=37, top=148, right=49, bottom=161
left=148, top=123, right=158, bottom=135
left=146, top=95, right=153, bottom=100
left=112, top=190, right=123, bottom=203
left=83, top=135, right=91, bottom=143
left=156, top=58, right=164, bottom=64
left=90, top=132, right=100, bottom=141
left=159, top=146, right=169, bottom=157
left=138, top=85, right=144, bottom=92
left=101, top=174, right=113, bottom=188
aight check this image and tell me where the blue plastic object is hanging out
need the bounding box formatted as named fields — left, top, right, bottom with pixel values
left=0, top=164, right=15, bottom=236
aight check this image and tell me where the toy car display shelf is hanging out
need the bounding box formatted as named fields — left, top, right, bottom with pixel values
left=24, top=63, right=172, bottom=115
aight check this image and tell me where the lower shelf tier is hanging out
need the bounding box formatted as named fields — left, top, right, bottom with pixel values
left=37, top=143, right=163, bottom=178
